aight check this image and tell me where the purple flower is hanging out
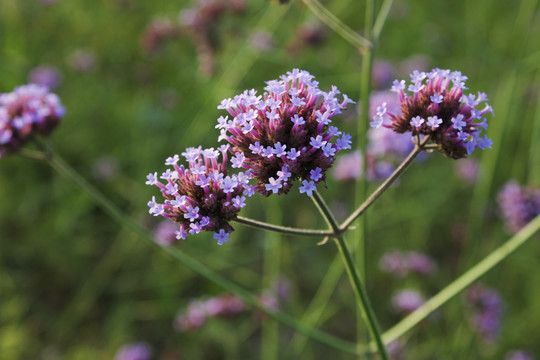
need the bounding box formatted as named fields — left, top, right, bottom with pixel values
left=365, top=91, right=418, bottom=181
left=505, top=351, right=534, bottom=360
left=371, top=60, right=395, bottom=89
left=391, top=289, right=426, bottom=314
left=174, top=294, right=247, bottom=332
left=146, top=147, right=254, bottom=245
left=114, top=343, right=152, bottom=360
left=27, top=65, right=62, bottom=89
left=498, top=181, right=540, bottom=233
left=216, top=69, right=354, bottom=196
left=299, top=180, right=316, bottom=196
left=374, top=68, right=494, bottom=159
left=332, top=150, right=363, bottom=182
left=379, top=250, right=437, bottom=277
left=68, top=49, right=97, bottom=72
left=465, top=283, right=504, bottom=343
left=153, top=220, right=178, bottom=246
left=454, top=157, right=479, bottom=184
left=0, top=84, right=65, bottom=158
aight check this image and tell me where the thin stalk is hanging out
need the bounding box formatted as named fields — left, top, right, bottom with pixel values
left=381, top=213, right=540, bottom=346
left=44, top=152, right=367, bottom=357
left=372, top=0, right=395, bottom=41
left=340, top=136, right=430, bottom=231
left=301, top=0, right=372, bottom=52
left=234, top=216, right=334, bottom=237
left=311, top=191, right=389, bottom=360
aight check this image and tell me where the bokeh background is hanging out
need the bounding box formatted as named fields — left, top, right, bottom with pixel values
left=0, top=0, right=539, bottom=359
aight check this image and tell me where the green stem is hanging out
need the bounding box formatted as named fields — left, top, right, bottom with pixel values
left=372, top=0, right=395, bottom=41
left=340, top=136, right=429, bottom=231
left=381, top=213, right=540, bottom=345
left=301, top=0, right=372, bottom=52
left=234, top=216, right=334, bottom=237
left=311, top=191, right=389, bottom=360
left=44, top=152, right=366, bottom=357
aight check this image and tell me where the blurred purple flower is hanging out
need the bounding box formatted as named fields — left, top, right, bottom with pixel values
left=379, top=250, right=437, bottom=278
left=505, top=350, right=534, bottom=360
left=385, top=339, right=406, bottom=359
left=114, top=343, right=152, bottom=360
left=68, top=49, right=97, bottom=72
left=455, top=157, right=479, bottom=183
left=28, top=65, right=62, bottom=89
left=140, top=17, right=181, bottom=55
left=153, top=220, right=178, bottom=246
left=251, top=31, right=274, bottom=52
left=372, top=60, right=395, bottom=90
left=391, top=289, right=426, bottom=314
left=365, top=91, right=415, bottom=181
left=174, top=295, right=246, bottom=331
left=466, top=283, right=504, bottom=343
left=332, top=150, right=363, bottom=181
left=92, top=156, right=119, bottom=181
left=498, top=180, right=540, bottom=234
left=175, top=278, right=291, bottom=331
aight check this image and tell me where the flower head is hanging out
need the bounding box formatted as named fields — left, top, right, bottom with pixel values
left=465, top=283, right=504, bottom=343
left=114, top=343, right=152, bottom=360
left=373, top=68, right=494, bottom=159
left=391, top=289, right=426, bottom=314
left=216, top=69, right=354, bottom=196
left=379, top=250, right=437, bottom=278
left=0, top=84, right=65, bottom=158
left=146, top=147, right=254, bottom=245
left=497, top=180, right=540, bottom=233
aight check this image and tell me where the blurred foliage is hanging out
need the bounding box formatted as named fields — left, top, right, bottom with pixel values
left=0, top=0, right=539, bottom=359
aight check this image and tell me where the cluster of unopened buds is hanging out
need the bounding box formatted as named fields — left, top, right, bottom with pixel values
left=371, top=68, right=494, bottom=159
left=0, top=84, right=65, bottom=158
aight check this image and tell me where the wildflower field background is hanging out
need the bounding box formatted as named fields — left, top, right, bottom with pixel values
left=1, top=0, right=539, bottom=359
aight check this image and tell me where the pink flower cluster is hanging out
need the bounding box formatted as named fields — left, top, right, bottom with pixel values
left=379, top=250, right=437, bottom=278
left=217, top=69, right=354, bottom=196
left=0, top=84, right=65, bottom=158
left=175, top=278, right=290, bottom=331
left=498, top=180, right=540, bottom=234
left=373, top=68, right=494, bottom=159
left=146, top=146, right=254, bottom=245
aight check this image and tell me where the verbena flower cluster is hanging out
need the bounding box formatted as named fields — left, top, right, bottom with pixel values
left=114, top=342, right=152, bottom=360
left=497, top=180, right=540, bottom=234
left=505, top=351, right=534, bottom=360
left=217, top=69, right=353, bottom=196
left=371, top=68, right=494, bottom=159
left=0, top=84, right=65, bottom=158
left=175, top=278, right=290, bottom=331
left=466, top=283, right=504, bottom=343
left=379, top=250, right=437, bottom=278
left=146, top=146, right=254, bottom=245
left=175, top=294, right=245, bottom=331
left=391, top=289, right=426, bottom=314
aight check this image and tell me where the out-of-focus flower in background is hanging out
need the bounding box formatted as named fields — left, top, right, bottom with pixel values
left=27, top=65, right=62, bottom=89
left=114, top=342, right=152, bottom=360
left=498, top=180, right=540, bottom=234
